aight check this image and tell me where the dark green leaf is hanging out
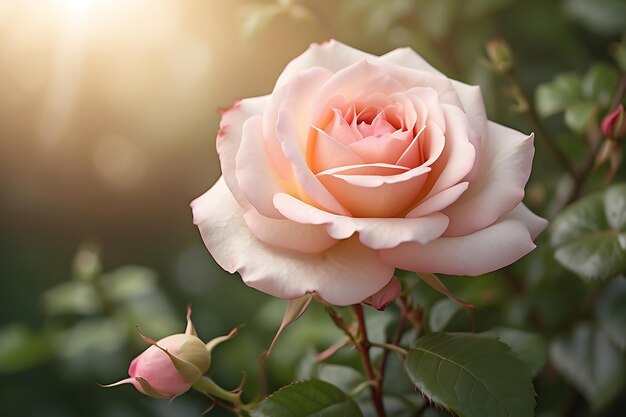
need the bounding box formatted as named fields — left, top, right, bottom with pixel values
left=550, top=183, right=626, bottom=281
left=582, top=64, right=620, bottom=106
left=596, top=278, right=626, bottom=350
left=550, top=324, right=625, bottom=411
left=564, top=101, right=597, bottom=133
left=404, top=333, right=535, bottom=417
left=315, top=364, right=364, bottom=394
left=535, top=74, right=583, bottom=118
left=251, top=379, right=363, bottom=417
left=481, top=327, right=548, bottom=376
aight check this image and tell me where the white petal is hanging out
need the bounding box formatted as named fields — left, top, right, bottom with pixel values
left=380, top=203, right=547, bottom=276
left=192, top=178, right=394, bottom=306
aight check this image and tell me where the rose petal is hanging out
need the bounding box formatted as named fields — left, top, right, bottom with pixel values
left=442, top=121, right=535, bottom=236
left=235, top=115, right=284, bottom=218
left=421, top=104, right=476, bottom=200
left=192, top=178, right=394, bottom=305
left=243, top=208, right=338, bottom=254
left=274, top=193, right=449, bottom=250
left=309, top=126, right=364, bottom=173
left=275, top=40, right=375, bottom=90
left=216, top=96, right=269, bottom=209
left=406, top=182, right=469, bottom=218
left=264, top=67, right=334, bottom=179
left=381, top=47, right=442, bottom=75
left=380, top=203, right=547, bottom=276
left=317, top=164, right=431, bottom=217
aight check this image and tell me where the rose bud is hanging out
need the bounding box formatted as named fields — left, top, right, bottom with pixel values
left=486, top=37, right=514, bottom=74
left=103, top=306, right=236, bottom=400
left=601, top=104, right=626, bottom=140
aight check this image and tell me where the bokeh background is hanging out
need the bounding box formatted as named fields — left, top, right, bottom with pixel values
left=1, top=0, right=625, bottom=416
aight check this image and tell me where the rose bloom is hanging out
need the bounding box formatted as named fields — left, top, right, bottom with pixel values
left=192, top=40, right=547, bottom=306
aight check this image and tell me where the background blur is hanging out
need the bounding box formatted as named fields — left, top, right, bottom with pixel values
left=1, top=0, right=625, bottom=416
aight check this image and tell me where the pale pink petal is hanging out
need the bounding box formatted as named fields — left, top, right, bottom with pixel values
left=235, top=115, right=285, bottom=218
left=263, top=67, right=334, bottom=179
left=347, top=133, right=413, bottom=164
left=421, top=104, right=476, bottom=200
left=309, top=126, right=364, bottom=173
left=243, top=208, right=338, bottom=254
left=380, top=203, right=546, bottom=276
left=216, top=96, right=269, bottom=208
left=396, top=120, right=445, bottom=169
left=274, top=40, right=375, bottom=90
left=277, top=105, right=351, bottom=215
left=442, top=122, right=535, bottom=236
left=317, top=164, right=431, bottom=217
left=274, top=193, right=448, bottom=250
left=191, top=178, right=393, bottom=306
left=381, top=47, right=443, bottom=75
left=450, top=81, right=487, bottom=149
left=407, top=182, right=469, bottom=218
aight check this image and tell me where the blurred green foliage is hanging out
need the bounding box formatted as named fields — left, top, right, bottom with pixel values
left=1, top=0, right=626, bottom=416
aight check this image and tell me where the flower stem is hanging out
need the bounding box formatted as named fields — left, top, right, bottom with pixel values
left=352, top=304, right=387, bottom=417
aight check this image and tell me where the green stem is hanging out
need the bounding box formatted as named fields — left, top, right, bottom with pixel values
left=370, top=342, right=408, bottom=357
left=192, top=376, right=251, bottom=413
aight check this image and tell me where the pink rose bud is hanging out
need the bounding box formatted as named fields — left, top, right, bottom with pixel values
left=601, top=104, right=626, bottom=139
left=364, top=277, right=401, bottom=310
left=103, top=307, right=236, bottom=400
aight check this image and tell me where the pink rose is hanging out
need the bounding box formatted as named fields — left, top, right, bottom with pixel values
left=192, top=40, right=547, bottom=306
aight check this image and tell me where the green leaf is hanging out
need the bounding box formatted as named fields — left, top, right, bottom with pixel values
left=428, top=299, right=462, bottom=332
left=582, top=64, right=620, bottom=106
left=550, top=324, right=625, bottom=411
left=535, top=74, right=583, bottom=118
left=43, top=282, right=100, bottom=316
left=251, top=379, right=363, bottom=417
left=596, top=277, right=626, bottom=350
left=565, top=0, right=626, bottom=36
left=481, top=327, right=548, bottom=376
left=564, top=101, right=597, bottom=134
left=0, top=324, right=51, bottom=373
left=315, top=364, right=365, bottom=394
left=550, top=183, right=626, bottom=281
left=404, top=333, right=535, bottom=417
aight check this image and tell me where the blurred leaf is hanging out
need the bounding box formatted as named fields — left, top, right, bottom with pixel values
left=564, top=0, right=626, bottom=36
left=461, top=0, right=518, bottom=19
left=43, top=282, right=100, bottom=316
left=238, top=3, right=283, bottom=40
left=481, top=327, right=548, bottom=376
left=535, top=74, right=583, bottom=118
left=100, top=266, right=157, bottom=302
left=550, top=323, right=625, bottom=411
left=56, top=318, right=127, bottom=358
left=582, top=64, right=620, bottom=106
left=564, top=101, right=597, bottom=133
left=550, top=183, right=626, bottom=281
left=315, top=364, right=364, bottom=394
left=428, top=299, right=462, bottom=332
left=596, top=277, right=626, bottom=351
left=404, top=333, right=535, bottom=417
left=0, top=324, right=51, bottom=373
left=251, top=379, right=363, bottom=417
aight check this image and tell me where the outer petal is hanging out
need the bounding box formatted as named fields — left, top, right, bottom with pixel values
left=216, top=96, right=269, bottom=208
left=243, top=208, right=338, bottom=254
left=274, top=193, right=449, bottom=250
left=275, top=40, right=375, bottom=90
left=442, top=122, right=535, bottom=236
left=191, top=178, right=394, bottom=305
left=380, top=203, right=548, bottom=276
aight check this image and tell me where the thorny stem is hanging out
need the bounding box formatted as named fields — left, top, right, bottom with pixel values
left=353, top=305, right=387, bottom=417
left=505, top=71, right=578, bottom=181
left=326, top=307, right=387, bottom=417
left=379, top=297, right=410, bottom=379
